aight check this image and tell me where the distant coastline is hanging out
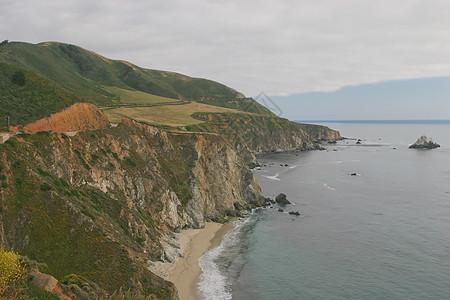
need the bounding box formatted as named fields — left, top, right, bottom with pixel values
left=296, top=119, right=450, bottom=124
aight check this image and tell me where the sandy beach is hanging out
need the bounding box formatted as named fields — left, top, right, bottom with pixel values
left=149, top=221, right=235, bottom=300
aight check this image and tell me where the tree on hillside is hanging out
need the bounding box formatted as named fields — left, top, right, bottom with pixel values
left=11, top=70, right=25, bottom=86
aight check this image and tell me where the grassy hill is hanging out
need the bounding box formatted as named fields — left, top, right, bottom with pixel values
left=0, top=62, right=78, bottom=130
left=0, top=41, right=272, bottom=130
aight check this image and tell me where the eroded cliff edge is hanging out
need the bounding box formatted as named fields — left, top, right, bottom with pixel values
left=0, top=118, right=264, bottom=298
left=190, top=112, right=341, bottom=164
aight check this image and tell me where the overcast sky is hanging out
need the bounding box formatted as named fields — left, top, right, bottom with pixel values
left=1, top=0, right=450, bottom=97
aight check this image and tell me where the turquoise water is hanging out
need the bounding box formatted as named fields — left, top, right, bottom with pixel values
left=198, top=122, right=450, bottom=300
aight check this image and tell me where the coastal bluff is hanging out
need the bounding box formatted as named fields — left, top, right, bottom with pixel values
left=0, top=41, right=341, bottom=299
left=0, top=118, right=265, bottom=298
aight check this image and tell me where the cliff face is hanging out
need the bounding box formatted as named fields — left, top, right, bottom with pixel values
left=10, top=102, right=111, bottom=133
left=189, top=112, right=341, bottom=164
left=296, top=123, right=342, bottom=141
left=0, top=119, right=263, bottom=297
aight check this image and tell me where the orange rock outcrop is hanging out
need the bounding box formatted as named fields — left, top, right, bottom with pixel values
left=20, top=102, right=110, bottom=133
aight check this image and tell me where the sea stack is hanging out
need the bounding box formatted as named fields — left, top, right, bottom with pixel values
left=409, top=136, right=440, bottom=149
left=275, top=193, right=291, bottom=204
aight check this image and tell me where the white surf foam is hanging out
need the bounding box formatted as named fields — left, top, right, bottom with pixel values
left=198, top=218, right=252, bottom=300
left=323, top=183, right=336, bottom=191
left=328, top=160, right=360, bottom=164
left=262, top=173, right=281, bottom=181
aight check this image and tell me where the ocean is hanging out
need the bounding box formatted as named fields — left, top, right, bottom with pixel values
left=198, top=121, right=450, bottom=300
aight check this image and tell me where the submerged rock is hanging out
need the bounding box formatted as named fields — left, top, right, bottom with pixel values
left=275, top=193, right=291, bottom=204
left=409, top=136, right=440, bottom=149
left=248, top=162, right=261, bottom=169
left=288, top=211, right=300, bottom=216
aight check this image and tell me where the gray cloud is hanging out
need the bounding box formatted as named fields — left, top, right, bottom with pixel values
left=1, top=0, right=450, bottom=96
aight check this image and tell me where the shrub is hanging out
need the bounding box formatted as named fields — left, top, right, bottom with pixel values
left=40, top=182, right=53, bottom=191
left=11, top=70, right=26, bottom=86
left=0, top=247, right=24, bottom=296
left=5, top=139, right=16, bottom=148
left=60, top=273, right=88, bottom=286
left=23, top=282, right=59, bottom=299
left=106, top=287, right=152, bottom=300
left=125, top=157, right=136, bottom=167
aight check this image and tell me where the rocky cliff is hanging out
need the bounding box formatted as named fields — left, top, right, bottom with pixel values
left=10, top=102, right=111, bottom=133
left=0, top=118, right=263, bottom=298
left=189, top=112, right=341, bottom=164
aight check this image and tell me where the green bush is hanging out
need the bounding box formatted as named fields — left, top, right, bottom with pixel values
left=40, top=182, right=53, bottom=191
left=11, top=70, right=25, bottom=86
left=24, top=283, right=59, bottom=299
left=125, top=157, right=136, bottom=167
left=106, top=288, right=152, bottom=300
left=60, top=274, right=87, bottom=286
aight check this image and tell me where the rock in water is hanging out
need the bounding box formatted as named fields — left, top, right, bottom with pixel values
left=409, top=136, right=440, bottom=149
left=275, top=193, right=291, bottom=204
left=289, top=211, right=300, bottom=216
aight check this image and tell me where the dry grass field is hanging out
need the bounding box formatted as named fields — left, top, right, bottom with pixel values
left=104, top=86, right=180, bottom=105
left=102, top=101, right=240, bottom=126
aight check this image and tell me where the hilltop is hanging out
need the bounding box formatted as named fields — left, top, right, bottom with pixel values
left=0, top=41, right=271, bottom=130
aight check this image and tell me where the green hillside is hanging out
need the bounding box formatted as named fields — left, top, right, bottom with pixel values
left=0, top=41, right=272, bottom=129
left=0, top=62, right=78, bottom=130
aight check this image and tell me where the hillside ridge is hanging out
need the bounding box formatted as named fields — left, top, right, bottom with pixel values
left=0, top=40, right=272, bottom=128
